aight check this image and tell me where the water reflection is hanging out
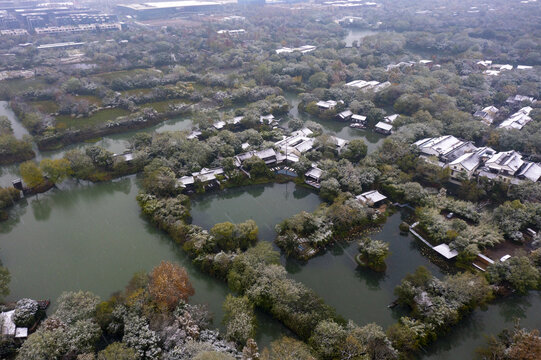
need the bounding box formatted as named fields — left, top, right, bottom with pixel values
left=31, top=197, right=52, bottom=222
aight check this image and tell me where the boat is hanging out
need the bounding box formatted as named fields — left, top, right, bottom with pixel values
left=349, top=123, right=366, bottom=129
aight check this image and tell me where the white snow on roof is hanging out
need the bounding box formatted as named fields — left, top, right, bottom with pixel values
left=433, top=244, right=458, bottom=259
left=375, top=121, right=393, bottom=131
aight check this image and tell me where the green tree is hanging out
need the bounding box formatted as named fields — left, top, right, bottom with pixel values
left=342, top=139, right=367, bottom=163
left=0, top=261, right=10, bottom=301
left=357, top=238, right=390, bottom=272
left=20, top=161, right=45, bottom=189
left=308, top=72, right=328, bottom=88
left=97, top=342, right=137, bottom=360
left=40, top=158, right=71, bottom=184
left=309, top=320, right=346, bottom=360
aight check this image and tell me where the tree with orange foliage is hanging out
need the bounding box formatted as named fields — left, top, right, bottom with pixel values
left=149, top=261, right=194, bottom=311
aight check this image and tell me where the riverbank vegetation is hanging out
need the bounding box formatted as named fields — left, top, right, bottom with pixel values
left=0, top=116, right=34, bottom=165
left=478, top=322, right=541, bottom=360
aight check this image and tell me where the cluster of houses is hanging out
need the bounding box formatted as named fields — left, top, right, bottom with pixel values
left=473, top=95, right=536, bottom=129
left=216, top=29, right=246, bottom=36
left=178, top=127, right=349, bottom=191
left=315, top=99, right=397, bottom=135
left=414, top=135, right=541, bottom=184
left=477, top=60, right=533, bottom=76
left=345, top=79, right=391, bottom=92
left=385, top=59, right=438, bottom=71
left=187, top=114, right=281, bottom=140
left=275, top=45, right=317, bottom=54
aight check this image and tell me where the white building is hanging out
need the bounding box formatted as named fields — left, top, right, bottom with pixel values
left=356, top=190, right=387, bottom=207
left=374, top=121, right=393, bottom=135
left=473, top=106, right=499, bottom=125
left=506, top=95, right=536, bottom=105
left=337, top=110, right=353, bottom=121
left=517, top=162, right=541, bottom=182
left=414, top=135, right=476, bottom=163
left=276, top=45, right=316, bottom=54
left=483, top=150, right=524, bottom=180
left=498, top=107, right=533, bottom=130
left=0, top=310, right=28, bottom=338
left=384, top=114, right=399, bottom=124
left=275, top=128, right=315, bottom=156
left=316, top=100, right=339, bottom=110
left=447, top=147, right=495, bottom=180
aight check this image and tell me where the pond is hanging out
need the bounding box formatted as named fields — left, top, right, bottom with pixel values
left=0, top=179, right=319, bottom=347
left=286, top=211, right=444, bottom=329
left=190, top=182, right=322, bottom=241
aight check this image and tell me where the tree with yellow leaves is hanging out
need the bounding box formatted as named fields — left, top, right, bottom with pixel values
left=149, top=261, right=194, bottom=311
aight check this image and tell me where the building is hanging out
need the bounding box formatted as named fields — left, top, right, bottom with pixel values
left=351, top=114, right=367, bottom=124
left=473, top=106, right=499, bottom=125
left=316, top=100, right=339, bottom=110
left=192, top=167, right=225, bottom=184
left=356, top=190, right=387, bottom=207
left=330, top=136, right=348, bottom=153
left=482, top=150, right=524, bottom=181
left=187, top=130, right=202, bottom=140
left=337, top=109, right=353, bottom=121
left=234, top=148, right=277, bottom=167
left=217, top=29, right=245, bottom=35
left=386, top=61, right=415, bottom=71
left=275, top=128, right=315, bottom=156
left=384, top=114, right=399, bottom=124
left=414, top=135, right=477, bottom=163
left=447, top=147, right=495, bottom=180
left=498, top=107, right=533, bottom=130
left=275, top=45, right=316, bottom=54
left=374, top=121, right=392, bottom=135
left=260, top=114, right=278, bottom=126
left=305, top=166, right=323, bottom=188
left=432, top=244, right=458, bottom=259
left=0, top=310, right=28, bottom=339
left=506, top=95, right=536, bottom=105
left=517, top=162, right=541, bottom=182
left=116, top=1, right=234, bottom=20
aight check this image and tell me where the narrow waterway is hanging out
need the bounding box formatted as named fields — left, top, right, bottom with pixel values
left=0, top=100, right=30, bottom=139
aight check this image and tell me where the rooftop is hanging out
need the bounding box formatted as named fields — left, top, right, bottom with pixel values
left=356, top=190, right=387, bottom=205
left=433, top=244, right=458, bottom=259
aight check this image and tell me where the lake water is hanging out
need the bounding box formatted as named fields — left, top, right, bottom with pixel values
left=0, top=179, right=318, bottom=346
left=190, top=182, right=321, bottom=241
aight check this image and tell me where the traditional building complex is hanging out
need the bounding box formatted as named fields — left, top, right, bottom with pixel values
left=415, top=136, right=541, bottom=184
